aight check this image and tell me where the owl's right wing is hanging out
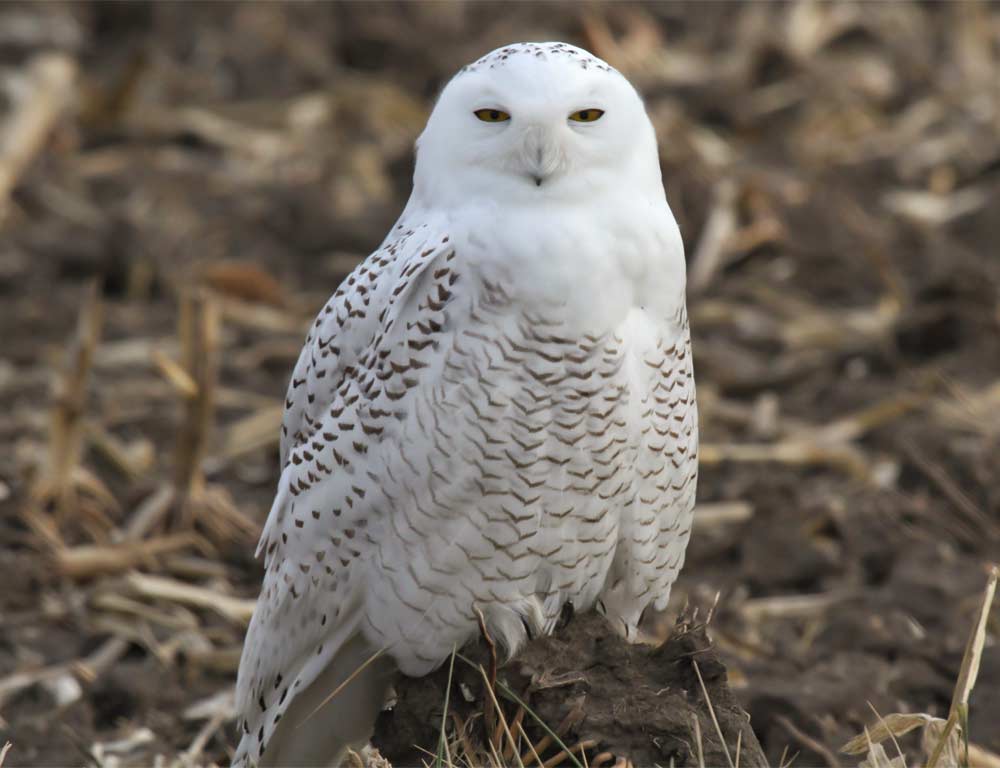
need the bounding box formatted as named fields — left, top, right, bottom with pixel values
left=234, top=217, right=462, bottom=764
left=279, top=220, right=453, bottom=467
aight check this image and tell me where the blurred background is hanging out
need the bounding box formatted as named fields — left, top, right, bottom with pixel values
left=1, top=2, right=999, bottom=766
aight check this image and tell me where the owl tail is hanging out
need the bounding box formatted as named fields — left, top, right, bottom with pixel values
left=255, top=634, right=394, bottom=768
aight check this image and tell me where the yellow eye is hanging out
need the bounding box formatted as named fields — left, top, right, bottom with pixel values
left=569, top=109, right=605, bottom=123
left=474, top=109, right=511, bottom=122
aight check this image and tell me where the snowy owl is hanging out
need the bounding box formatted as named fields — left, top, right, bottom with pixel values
left=233, top=41, right=697, bottom=767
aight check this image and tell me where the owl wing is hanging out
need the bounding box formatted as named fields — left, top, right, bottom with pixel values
left=234, top=217, right=461, bottom=763
left=601, top=304, right=698, bottom=629
left=279, top=221, right=451, bottom=468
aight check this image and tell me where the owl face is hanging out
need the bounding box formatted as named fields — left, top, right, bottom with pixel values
left=413, top=43, right=664, bottom=207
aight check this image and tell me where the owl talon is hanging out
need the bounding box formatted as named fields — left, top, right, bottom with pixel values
left=555, top=600, right=575, bottom=632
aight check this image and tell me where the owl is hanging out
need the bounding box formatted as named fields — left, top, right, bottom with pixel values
left=233, top=42, right=697, bottom=767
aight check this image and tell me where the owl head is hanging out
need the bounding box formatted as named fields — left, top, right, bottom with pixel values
left=412, top=42, right=664, bottom=207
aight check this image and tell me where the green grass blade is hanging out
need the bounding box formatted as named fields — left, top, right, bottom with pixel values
left=455, top=652, right=585, bottom=768
left=435, top=645, right=458, bottom=768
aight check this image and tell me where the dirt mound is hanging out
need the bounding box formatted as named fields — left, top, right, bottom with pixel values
left=375, top=611, right=766, bottom=767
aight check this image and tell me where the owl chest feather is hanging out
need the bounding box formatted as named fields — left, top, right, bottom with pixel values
left=448, top=196, right=686, bottom=334
left=256, top=209, right=693, bottom=680
left=361, top=274, right=694, bottom=672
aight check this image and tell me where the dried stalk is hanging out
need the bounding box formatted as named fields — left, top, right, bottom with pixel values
left=24, top=281, right=113, bottom=546
left=46, top=280, right=103, bottom=515
left=125, top=572, right=255, bottom=626
left=56, top=532, right=206, bottom=578
left=689, top=179, right=739, bottom=294
left=0, top=636, right=128, bottom=709
left=949, top=567, right=998, bottom=720
left=0, top=53, right=77, bottom=214
left=162, top=290, right=260, bottom=544
left=172, top=289, right=220, bottom=528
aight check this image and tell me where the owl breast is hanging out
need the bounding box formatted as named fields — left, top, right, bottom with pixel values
left=360, top=277, right=696, bottom=675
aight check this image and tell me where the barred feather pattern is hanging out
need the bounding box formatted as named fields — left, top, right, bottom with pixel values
left=232, top=216, right=697, bottom=765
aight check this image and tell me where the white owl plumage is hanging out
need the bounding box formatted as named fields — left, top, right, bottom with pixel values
left=233, top=42, right=697, bottom=767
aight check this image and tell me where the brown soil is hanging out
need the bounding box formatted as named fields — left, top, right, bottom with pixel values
left=1, top=2, right=999, bottom=766
left=375, top=611, right=768, bottom=768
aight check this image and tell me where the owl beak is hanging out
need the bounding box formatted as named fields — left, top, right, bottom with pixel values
left=521, top=124, right=561, bottom=187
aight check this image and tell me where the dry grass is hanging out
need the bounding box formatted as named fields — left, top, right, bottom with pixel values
left=1, top=1, right=998, bottom=765
left=411, top=567, right=999, bottom=768
left=840, top=567, right=999, bottom=768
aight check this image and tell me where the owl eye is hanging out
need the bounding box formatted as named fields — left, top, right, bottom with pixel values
left=569, top=109, right=605, bottom=123
left=474, top=109, right=511, bottom=122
